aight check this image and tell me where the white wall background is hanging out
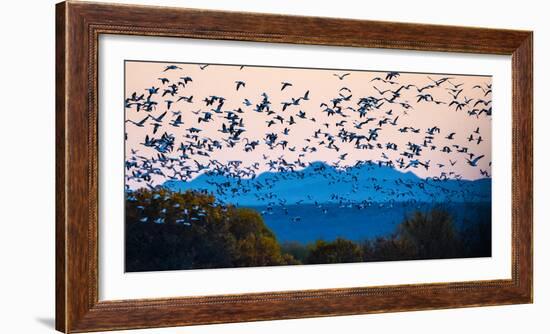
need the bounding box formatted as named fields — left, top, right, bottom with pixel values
left=0, top=0, right=546, bottom=333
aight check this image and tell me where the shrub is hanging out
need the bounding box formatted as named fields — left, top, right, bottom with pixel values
left=361, top=236, right=417, bottom=262
left=126, top=188, right=491, bottom=270
left=281, top=241, right=310, bottom=263
left=125, top=188, right=297, bottom=271
left=459, top=204, right=492, bottom=258
left=397, top=208, right=460, bottom=259
left=306, top=238, right=363, bottom=264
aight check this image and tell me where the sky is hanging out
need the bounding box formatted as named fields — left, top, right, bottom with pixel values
left=124, top=60, right=492, bottom=189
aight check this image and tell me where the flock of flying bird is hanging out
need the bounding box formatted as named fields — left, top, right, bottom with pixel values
left=125, top=63, right=492, bottom=223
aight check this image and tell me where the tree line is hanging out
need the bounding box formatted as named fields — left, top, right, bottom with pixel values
left=125, top=189, right=491, bottom=272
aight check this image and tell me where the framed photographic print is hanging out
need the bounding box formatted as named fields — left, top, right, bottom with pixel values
left=56, top=1, right=533, bottom=332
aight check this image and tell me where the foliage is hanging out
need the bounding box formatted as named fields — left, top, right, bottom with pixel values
left=281, top=241, right=310, bottom=263
left=360, top=206, right=491, bottom=262
left=125, top=189, right=296, bottom=271
left=306, top=238, right=363, bottom=264
left=459, top=204, right=492, bottom=258
left=126, top=189, right=492, bottom=271
left=397, top=208, right=460, bottom=259
left=361, top=236, right=417, bottom=262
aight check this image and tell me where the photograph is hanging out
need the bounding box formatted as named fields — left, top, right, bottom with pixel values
left=124, top=61, right=493, bottom=272
left=0, top=0, right=539, bottom=333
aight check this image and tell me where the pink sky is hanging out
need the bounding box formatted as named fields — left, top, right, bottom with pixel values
left=124, top=61, right=492, bottom=189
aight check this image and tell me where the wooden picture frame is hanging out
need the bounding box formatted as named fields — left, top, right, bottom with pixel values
left=56, top=1, right=533, bottom=332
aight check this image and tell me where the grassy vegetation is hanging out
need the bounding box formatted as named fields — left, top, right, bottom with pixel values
left=125, top=189, right=491, bottom=272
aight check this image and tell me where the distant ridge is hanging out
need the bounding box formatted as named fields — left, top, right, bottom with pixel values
left=163, top=161, right=491, bottom=206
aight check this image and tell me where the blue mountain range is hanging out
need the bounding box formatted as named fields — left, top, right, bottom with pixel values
left=164, top=161, right=491, bottom=207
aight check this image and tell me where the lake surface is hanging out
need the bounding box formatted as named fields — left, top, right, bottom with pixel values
left=247, top=202, right=491, bottom=243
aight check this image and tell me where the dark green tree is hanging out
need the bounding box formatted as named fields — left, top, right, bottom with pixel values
left=125, top=189, right=298, bottom=271
left=306, top=238, right=364, bottom=264
left=397, top=208, right=460, bottom=259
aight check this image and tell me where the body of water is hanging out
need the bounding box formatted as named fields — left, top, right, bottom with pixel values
left=247, top=202, right=491, bottom=243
